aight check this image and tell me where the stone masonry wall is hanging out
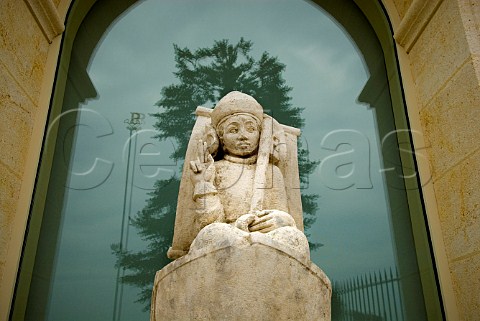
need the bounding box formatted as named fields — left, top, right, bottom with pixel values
left=0, top=0, right=50, bottom=296
left=395, top=0, right=480, bottom=320
left=0, top=0, right=64, bottom=319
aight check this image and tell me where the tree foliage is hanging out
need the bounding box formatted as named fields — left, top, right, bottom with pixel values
left=112, top=38, right=320, bottom=310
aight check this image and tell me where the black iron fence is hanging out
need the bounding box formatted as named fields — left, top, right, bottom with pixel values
left=332, top=268, right=404, bottom=321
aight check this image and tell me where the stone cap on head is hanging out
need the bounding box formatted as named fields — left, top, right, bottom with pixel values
left=211, top=91, right=264, bottom=128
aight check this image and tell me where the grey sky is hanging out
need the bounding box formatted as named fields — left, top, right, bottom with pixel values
left=41, top=1, right=407, bottom=320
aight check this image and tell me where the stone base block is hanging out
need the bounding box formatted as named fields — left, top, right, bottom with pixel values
left=151, top=239, right=331, bottom=321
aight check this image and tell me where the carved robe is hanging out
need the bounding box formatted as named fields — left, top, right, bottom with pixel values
left=193, top=154, right=289, bottom=229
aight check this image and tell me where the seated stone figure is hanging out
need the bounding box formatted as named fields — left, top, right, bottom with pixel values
left=167, top=91, right=310, bottom=261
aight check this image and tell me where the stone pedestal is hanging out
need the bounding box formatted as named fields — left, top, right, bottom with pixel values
left=151, top=234, right=331, bottom=321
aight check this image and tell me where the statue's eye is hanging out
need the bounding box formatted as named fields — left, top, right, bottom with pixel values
left=229, top=128, right=238, bottom=134
left=246, top=126, right=256, bottom=133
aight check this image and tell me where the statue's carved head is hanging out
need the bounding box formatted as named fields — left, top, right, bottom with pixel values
left=204, top=91, right=286, bottom=163
left=203, top=91, right=263, bottom=158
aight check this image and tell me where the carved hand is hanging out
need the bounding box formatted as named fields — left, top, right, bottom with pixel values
left=190, top=140, right=215, bottom=185
left=249, top=210, right=296, bottom=233
left=235, top=214, right=256, bottom=232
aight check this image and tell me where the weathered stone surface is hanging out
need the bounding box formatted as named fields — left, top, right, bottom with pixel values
left=394, top=0, right=443, bottom=52
left=450, top=253, right=480, bottom=321
left=24, top=0, right=65, bottom=43
left=0, top=163, right=21, bottom=273
left=435, top=149, right=480, bottom=261
left=458, top=0, right=480, bottom=56
left=0, top=0, right=49, bottom=105
left=0, top=0, right=47, bottom=314
left=152, top=240, right=331, bottom=321
left=393, top=0, right=414, bottom=19
left=188, top=223, right=311, bottom=266
left=0, top=68, right=35, bottom=176
left=419, top=58, right=480, bottom=178
left=409, top=0, right=471, bottom=107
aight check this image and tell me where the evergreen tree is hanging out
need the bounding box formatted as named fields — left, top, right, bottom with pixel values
left=112, top=38, right=320, bottom=309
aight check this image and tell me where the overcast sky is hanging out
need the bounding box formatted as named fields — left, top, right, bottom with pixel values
left=39, top=1, right=412, bottom=320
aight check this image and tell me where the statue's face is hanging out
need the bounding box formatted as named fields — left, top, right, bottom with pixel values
left=220, top=114, right=260, bottom=157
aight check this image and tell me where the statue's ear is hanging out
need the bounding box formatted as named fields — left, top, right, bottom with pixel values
left=204, top=124, right=219, bottom=158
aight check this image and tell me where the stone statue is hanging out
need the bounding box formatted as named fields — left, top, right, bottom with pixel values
left=167, top=91, right=310, bottom=261
left=151, top=91, right=331, bottom=321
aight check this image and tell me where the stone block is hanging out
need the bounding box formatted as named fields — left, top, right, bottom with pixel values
left=419, top=59, right=480, bottom=178
left=0, top=69, right=35, bottom=176
left=435, top=149, right=480, bottom=261
left=0, top=162, right=21, bottom=273
left=152, top=238, right=331, bottom=321
left=409, top=0, right=471, bottom=107
left=393, top=0, right=414, bottom=19
left=458, top=0, right=480, bottom=56
left=0, top=0, right=49, bottom=105
left=450, top=253, right=480, bottom=321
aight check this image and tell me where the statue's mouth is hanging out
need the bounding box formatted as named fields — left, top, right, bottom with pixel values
left=237, top=142, right=251, bottom=148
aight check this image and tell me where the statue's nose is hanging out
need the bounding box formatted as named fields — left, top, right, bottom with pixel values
left=238, top=129, right=248, bottom=139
